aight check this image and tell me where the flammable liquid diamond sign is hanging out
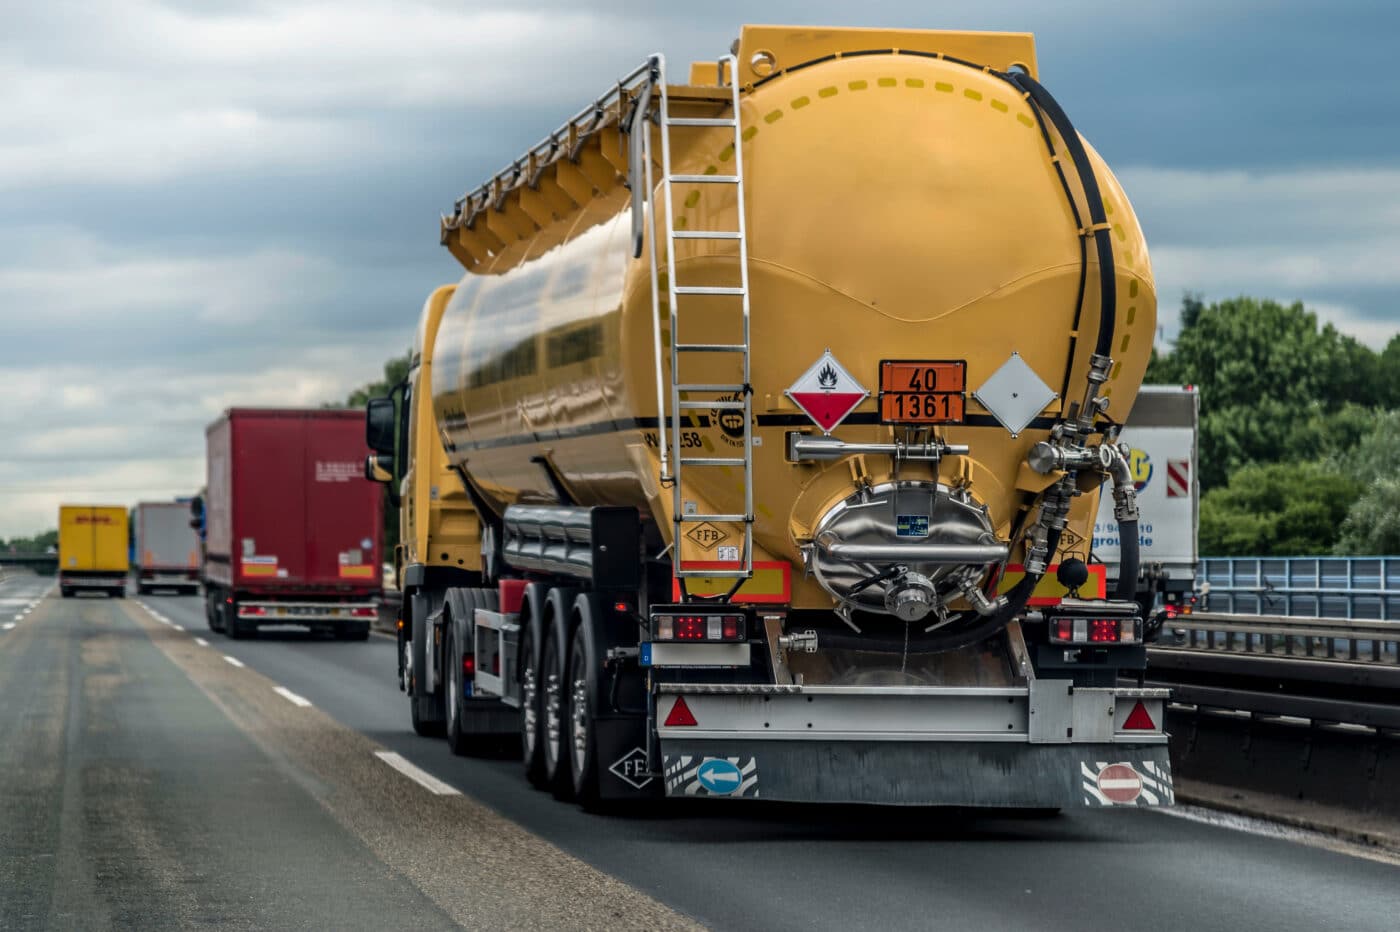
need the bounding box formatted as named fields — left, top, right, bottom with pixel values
left=785, top=350, right=868, bottom=434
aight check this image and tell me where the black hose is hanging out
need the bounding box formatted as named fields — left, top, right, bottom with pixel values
left=1113, top=518, right=1140, bottom=602
left=1006, top=73, right=1117, bottom=360
left=913, top=527, right=1066, bottom=653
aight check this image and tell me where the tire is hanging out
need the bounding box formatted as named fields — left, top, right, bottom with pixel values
left=136, top=584, right=150, bottom=596
left=225, top=601, right=247, bottom=639
left=541, top=624, right=573, bottom=799
left=445, top=620, right=470, bottom=755
left=207, top=592, right=224, bottom=632
left=408, top=591, right=445, bottom=736
left=335, top=623, right=371, bottom=641
left=60, top=587, right=72, bottom=598
left=566, top=614, right=601, bottom=806
left=111, top=588, right=125, bottom=599
left=520, top=620, right=547, bottom=787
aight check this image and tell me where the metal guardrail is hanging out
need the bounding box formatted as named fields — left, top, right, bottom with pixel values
left=1159, top=611, right=1400, bottom=664
left=1149, top=611, right=1400, bottom=731
left=1199, top=556, right=1400, bottom=620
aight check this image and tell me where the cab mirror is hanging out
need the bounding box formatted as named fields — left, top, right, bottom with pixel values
left=365, top=453, right=394, bottom=483
left=366, top=397, right=396, bottom=454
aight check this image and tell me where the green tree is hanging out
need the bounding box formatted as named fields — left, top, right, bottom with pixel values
left=1151, top=295, right=1387, bottom=490
left=1199, top=462, right=1360, bottom=556
left=344, top=352, right=411, bottom=408
left=1328, top=410, right=1400, bottom=554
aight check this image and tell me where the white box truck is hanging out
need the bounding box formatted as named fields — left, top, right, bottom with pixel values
left=1093, top=385, right=1200, bottom=620
left=134, top=501, right=201, bottom=595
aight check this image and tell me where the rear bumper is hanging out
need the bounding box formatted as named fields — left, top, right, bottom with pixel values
left=654, top=682, right=1174, bottom=807
left=235, top=600, right=377, bottom=625
left=60, top=572, right=125, bottom=588
left=660, top=739, right=1174, bottom=807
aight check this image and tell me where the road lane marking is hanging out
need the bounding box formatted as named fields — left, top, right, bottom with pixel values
left=222, top=655, right=246, bottom=668
left=272, top=686, right=313, bottom=708
left=195, top=637, right=209, bottom=647
left=2, top=622, right=14, bottom=631
left=373, top=751, right=461, bottom=796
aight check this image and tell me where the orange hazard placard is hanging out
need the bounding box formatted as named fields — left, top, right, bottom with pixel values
left=879, top=360, right=966, bottom=425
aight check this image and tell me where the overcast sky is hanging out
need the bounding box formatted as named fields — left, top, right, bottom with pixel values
left=2, top=0, right=1398, bottom=537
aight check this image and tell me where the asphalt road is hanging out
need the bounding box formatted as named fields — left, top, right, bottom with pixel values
left=6, top=576, right=1400, bottom=931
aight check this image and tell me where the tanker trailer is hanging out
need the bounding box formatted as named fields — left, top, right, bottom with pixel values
left=368, top=24, right=1174, bottom=809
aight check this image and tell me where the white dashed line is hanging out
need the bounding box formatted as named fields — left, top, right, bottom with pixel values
left=11, top=615, right=21, bottom=621
left=272, top=686, right=313, bottom=708
left=373, top=751, right=460, bottom=796
left=2, top=622, right=15, bottom=631
left=195, top=637, right=209, bottom=647
left=222, top=655, right=246, bottom=668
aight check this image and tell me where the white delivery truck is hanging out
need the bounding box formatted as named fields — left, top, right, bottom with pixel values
left=1093, top=385, right=1200, bottom=622
left=133, top=501, right=201, bottom=595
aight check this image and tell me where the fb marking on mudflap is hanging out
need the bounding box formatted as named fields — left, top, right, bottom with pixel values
left=1080, top=760, right=1174, bottom=807
left=608, top=747, right=653, bottom=790
left=664, top=755, right=759, bottom=798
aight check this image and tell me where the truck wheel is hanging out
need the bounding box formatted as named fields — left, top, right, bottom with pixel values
left=226, top=602, right=247, bottom=639
left=520, top=620, right=547, bottom=787
left=408, top=591, right=445, bottom=737
left=445, top=624, right=469, bottom=755
left=60, top=587, right=73, bottom=598
left=337, top=623, right=371, bottom=641
left=541, top=624, right=573, bottom=799
left=136, top=584, right=150, bottom=596
left=566, top=615, right=601, bottom=806
left=111, top=588, right=125, bottom=599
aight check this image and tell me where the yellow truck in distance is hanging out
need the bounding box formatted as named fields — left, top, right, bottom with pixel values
left=58, top=505, right=129, bottom=598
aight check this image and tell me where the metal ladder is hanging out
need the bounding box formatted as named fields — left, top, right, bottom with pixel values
left=646, top=54, right=754, bottom=584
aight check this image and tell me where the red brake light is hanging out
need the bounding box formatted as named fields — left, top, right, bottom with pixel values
left=1053, top=618, right=1074, bottom=642
left=675, top=616, right=706, bottom=641
left=350, top=607, right=376, bottom=618
left=462, top=654, right=475, bottom=676
left=722, top=616, right=739, bottom=640
left=1088, top=619, right=1119, bottom=643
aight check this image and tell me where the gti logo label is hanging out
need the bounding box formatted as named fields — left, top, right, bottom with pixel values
left=696, top=758, right=743, bottom=794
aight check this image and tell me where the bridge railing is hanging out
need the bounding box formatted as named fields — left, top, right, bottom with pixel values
left=1199, top=555, right=1400, bottom=620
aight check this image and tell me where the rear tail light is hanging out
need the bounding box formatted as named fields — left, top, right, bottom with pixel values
left=350, top=607, right=376, bottom=618
left=1048, top=615, right=1141, bottom=645
left=237, top=605, right=267, bottom=617
left=462, top=654, right=476, bottom=676
left=651, top=608, right=747, bottom=642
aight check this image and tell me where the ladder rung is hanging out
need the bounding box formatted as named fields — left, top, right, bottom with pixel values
left=675, top=343, right=746, bottom=353
left=668, top=117, right=737, bottom=127
left=680, top=457, right=745, bottom=467
left=672, top=230, right=742, bottom=240
left=677, top=569, right=752, bottom=579
left=677, top=514, right=748, bottom=523
left=672, top=174, right=739, bottom=184
left=675, top=383, right=746, bottom=393
left=679, top=400, right=743, bottom=410
left=674, top=286, right=745, bottom=295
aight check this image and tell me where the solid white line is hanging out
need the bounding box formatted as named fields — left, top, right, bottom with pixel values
left=222, top=655, right=246, bottom=668
left=373, top=751, right=461, bottom=796
left=272, top=686, right=313, bottom=708
left=195, top=637, right=209, bottom=647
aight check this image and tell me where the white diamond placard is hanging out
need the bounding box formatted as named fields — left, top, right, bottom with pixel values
left=972, top=352, right=1057, bottom=436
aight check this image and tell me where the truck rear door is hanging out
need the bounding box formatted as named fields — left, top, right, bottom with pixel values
left=303, top=414, right=380, bottom=587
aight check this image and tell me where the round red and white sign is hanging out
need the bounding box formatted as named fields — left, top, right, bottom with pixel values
left=1096, top=763, right=1143, bottom=804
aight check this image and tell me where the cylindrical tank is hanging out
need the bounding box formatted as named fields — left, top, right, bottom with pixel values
left=432, top=28, right=1156, bottom=628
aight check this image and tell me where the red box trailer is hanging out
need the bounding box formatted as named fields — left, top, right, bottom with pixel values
left=201, top=408, right=381, bottom=639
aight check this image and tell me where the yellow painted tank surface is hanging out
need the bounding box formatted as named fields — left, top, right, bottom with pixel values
left=431, top=25, right=1156, bottom=623
left=59, top=505, right=130, bottom=573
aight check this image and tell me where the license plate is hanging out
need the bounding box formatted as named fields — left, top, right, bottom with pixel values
left=879, top=360, right=966, bottom=424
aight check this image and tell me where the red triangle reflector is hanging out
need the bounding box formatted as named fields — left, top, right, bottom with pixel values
left=663, top=696, right=698, bottom=727
left=1122, top=700, right=1156, bottom=731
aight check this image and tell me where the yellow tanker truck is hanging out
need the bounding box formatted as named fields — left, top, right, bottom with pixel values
left=367, top=25, right=1174, bottom=809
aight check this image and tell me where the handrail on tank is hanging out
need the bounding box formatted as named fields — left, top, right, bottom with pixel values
left=441, top=57, right=661, bottom=239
